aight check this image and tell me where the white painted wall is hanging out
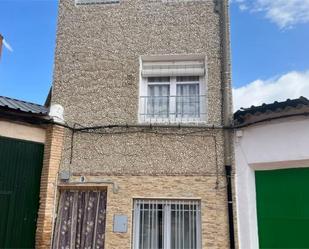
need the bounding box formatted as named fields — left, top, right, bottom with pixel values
left=235, top=116, right=309, bottom=249
left=0, top=120, right=46, bottom=143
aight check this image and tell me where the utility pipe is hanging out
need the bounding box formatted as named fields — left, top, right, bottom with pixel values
left=219, top=0, right=236, bottom=248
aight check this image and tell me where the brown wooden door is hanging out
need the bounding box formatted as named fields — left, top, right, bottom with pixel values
left=52, top=190, right=107, bottom=249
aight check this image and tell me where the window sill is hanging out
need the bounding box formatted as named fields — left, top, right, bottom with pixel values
left=138, top=118, right=208, bottom=125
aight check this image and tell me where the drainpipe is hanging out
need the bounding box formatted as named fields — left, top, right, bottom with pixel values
left=218, top=0, right=235, bottom=248
left=225, top=165, right=235, bottom=249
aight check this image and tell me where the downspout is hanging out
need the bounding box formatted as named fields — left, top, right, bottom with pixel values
left=225, top=165, right=235, bottom=249
left=217, top=0, right=235, bottom=248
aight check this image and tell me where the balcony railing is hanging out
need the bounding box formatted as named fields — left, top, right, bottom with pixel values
left=139, top=95, right=207, bottom=123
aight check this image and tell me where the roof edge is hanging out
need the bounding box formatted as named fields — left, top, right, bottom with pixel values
left=234, top=96, right=309, bottom=127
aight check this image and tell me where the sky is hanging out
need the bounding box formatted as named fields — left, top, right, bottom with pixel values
left=231, top=0, right=309, bottom=110
left=0, top=0, right=309, bottom=110
left=0, top=0, right=58, bottom=105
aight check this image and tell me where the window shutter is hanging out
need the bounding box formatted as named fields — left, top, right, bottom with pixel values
left=142, top=60, right=205, bottom=77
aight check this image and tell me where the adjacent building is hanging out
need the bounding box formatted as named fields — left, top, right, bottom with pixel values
left=0, top=96, right=48, bottom=248
left=234, top=97, right=309, bottom=249
left=43, top=0, right=236, bottom=248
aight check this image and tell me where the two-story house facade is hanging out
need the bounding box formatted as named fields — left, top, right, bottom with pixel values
left=40, top=0, right=235, bottom=248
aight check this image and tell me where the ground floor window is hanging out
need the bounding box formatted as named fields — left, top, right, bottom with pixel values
left=133, top=199, right=201, bottom=249
left=52, top=190, right=107, bottom=249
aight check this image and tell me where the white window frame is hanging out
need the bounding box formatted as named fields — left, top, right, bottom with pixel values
left=138, top=55, right=208, bottom=124
left=132, top=199, right=202, bottom=249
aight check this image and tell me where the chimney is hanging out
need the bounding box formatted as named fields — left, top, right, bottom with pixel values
left=0, top=34, right=3, bottom=60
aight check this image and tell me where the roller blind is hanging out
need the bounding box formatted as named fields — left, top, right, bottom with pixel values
left=142, top=60, right=205, bottom=77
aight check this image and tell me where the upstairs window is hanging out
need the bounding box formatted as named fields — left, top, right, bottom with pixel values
left=132, top=199, right=202, bottom=249
left=139, top=56, right=207, bottom=123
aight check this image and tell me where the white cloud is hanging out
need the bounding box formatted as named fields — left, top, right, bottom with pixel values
left=233, top=70, right=309, bottom=111
left=3, top=39, right=13, bottom=52
left=232, top=0, right=309, bottom=28
left=231, top=0, right=248, bottom=11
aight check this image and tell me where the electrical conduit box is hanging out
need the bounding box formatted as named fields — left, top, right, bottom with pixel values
left=113, top=215, right=128, bottom=233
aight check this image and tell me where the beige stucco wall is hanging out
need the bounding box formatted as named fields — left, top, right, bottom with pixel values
left=0, top=120, right=46, bottom=143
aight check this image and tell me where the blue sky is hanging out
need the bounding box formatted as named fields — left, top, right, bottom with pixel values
left=231, top=3, right=309, bottom=88
left=0, top=0, right=309, bottom=109
left=0, top=0, right=58, bottom=104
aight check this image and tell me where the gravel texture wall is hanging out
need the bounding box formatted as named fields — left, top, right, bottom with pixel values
left=52, top=0, right=228, bottom=176
left=52, top=0, right=223, bottom=126
left=61, top=128, right=225, bottom=175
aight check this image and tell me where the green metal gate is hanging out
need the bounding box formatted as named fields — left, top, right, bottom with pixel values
left=256, top=168, right=309, bottom=249
left=0, top=136, right=44, bottom=249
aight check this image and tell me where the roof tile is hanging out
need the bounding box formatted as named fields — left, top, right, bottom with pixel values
left=234, top=96, right=309, bottom=125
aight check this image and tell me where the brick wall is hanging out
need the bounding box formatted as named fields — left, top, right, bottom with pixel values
left=60, top=175, right=230, bottom=249
left=36, top=125, right=64, bottom=249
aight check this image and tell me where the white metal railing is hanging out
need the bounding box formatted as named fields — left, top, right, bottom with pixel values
left=139, top=95, right=207, bottom=124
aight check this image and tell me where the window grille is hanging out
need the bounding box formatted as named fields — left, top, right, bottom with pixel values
left=133, top=199, right=202, bottom=249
